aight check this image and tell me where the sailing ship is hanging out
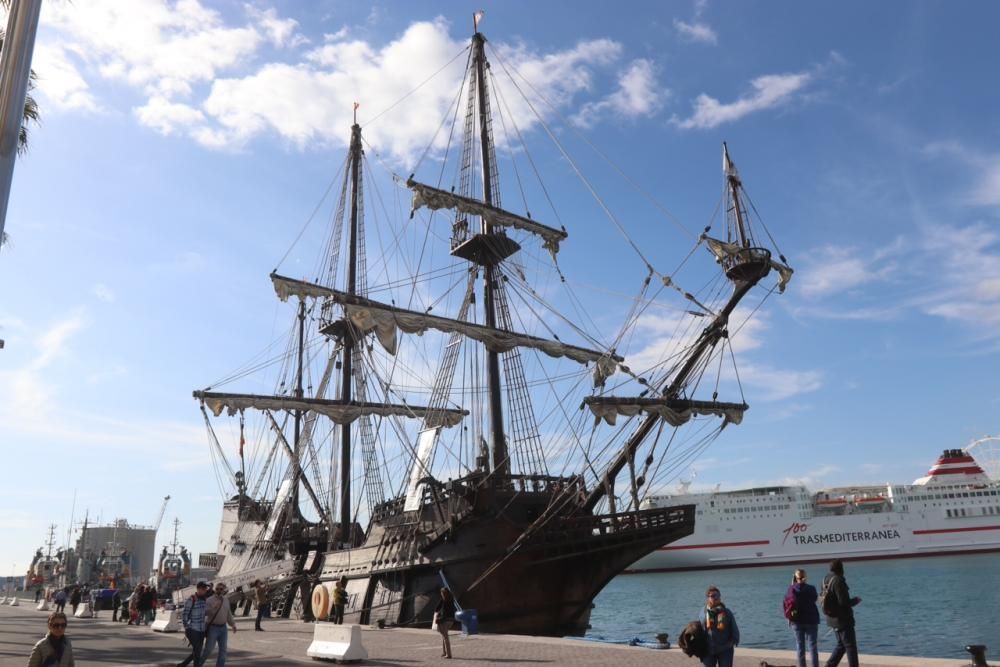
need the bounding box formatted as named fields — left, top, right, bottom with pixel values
left=192, top=18, right=793, bottom=636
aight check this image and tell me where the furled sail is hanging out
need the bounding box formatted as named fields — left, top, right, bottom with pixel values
left=194, top=390, right=467, bottom=428
left=407, top=179, right=568, bottom=257
left=271, top=273, right=620, bottom=386
left=584, top=396, right=747, bottom=427
left=704, top=236, right=794, bottom=292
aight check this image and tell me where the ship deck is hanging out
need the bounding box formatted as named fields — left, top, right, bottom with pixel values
left=0, top=594, right=968, bottom=666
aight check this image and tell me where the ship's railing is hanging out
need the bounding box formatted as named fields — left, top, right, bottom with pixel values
left=198, top=553, right=219, bottom=569
left=536, top=505, right=695, bottom=542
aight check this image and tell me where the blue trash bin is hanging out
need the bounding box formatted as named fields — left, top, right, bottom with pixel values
left=455, top=609, right=478, bottom=634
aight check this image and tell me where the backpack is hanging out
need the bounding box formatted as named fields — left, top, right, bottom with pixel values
left=678, top=620, right=708, bottom=659
left=820, top=578, right=838, bottom=616
left=782, top=586, right=798, bottom=621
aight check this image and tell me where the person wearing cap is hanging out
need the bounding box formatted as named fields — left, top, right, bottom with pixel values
left=179, top=582, right=210, bottom=667
left=200, top=582, right=238, bottom=666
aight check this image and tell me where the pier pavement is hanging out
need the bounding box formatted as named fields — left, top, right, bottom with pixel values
left=0, top=594, right=969, bottom=666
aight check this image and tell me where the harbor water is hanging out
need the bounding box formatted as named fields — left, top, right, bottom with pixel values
left=589, top=552, right=1000, bottom=661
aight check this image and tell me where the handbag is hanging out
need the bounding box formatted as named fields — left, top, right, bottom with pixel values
left=432, top=611, right=439, bottom=631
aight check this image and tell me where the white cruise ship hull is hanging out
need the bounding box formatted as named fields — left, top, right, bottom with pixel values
left=629, top=448, right=1000, bottom=572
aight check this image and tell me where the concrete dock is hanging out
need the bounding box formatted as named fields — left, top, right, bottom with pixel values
left=0, top=595, right=969, bottom=666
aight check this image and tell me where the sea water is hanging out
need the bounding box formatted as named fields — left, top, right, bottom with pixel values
left=588, top=552, right=1000, bottom=661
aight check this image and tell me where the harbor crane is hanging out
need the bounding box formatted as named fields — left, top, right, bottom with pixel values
left=153, top=495, right=170, bottom=533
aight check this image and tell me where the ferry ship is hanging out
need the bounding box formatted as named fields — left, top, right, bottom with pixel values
left=629, top=446, right=1000, bottom=572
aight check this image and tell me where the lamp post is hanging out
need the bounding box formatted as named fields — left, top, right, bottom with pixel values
left=0, top=0, right=43, bottom=247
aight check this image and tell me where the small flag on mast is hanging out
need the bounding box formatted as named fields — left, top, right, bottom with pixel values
left=473, top=10, right=485, bottom=31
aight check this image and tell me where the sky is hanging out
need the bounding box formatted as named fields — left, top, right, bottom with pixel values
left=2, top=0, right=1000, bottom=579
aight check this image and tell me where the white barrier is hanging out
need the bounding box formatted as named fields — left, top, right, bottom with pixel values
left=151, top=607, right=183, bottom=633
left=9, top=596, right=19, bottom=606
left=306, top=622, right=368, bottom=662
left=74, top=602, right=93, bottom=618
left=36, top=599, right=50, bottom=611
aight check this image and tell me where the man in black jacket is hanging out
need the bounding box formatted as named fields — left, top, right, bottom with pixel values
left=822, top=559, right=862, bottom=667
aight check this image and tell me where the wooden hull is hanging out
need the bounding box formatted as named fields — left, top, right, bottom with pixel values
left=314, top=480, right=695, bottom=636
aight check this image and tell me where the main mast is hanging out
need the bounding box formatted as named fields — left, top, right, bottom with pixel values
left=472, top=31, right=509, bottom=480
left=340, top=116, right=362, bottom=544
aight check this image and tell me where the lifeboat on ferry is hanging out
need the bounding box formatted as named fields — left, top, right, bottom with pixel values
left=853, top=495, right=887, bottom=509
left=816, top=497, right=848, bottom=508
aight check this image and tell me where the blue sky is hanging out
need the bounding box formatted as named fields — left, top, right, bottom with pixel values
left=2, top=1, right=1000, bottom=579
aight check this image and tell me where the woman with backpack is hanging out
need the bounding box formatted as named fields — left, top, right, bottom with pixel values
left=701, top=586, right=739, bottom=667
left=785, top=569, right=820, bottom=667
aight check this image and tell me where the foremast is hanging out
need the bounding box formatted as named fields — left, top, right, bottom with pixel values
left=582, top=142, right=793, bottom=511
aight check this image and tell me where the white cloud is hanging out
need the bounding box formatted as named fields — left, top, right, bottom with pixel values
left=0, top=314, right=203, bottom=462
left=623, top=307, right=821, bottom=402
left=246, top=5, right=306, bottom=48
left=914, top=222, right=1000, bottom=331
left=967, top=159, right=1000, bottom=206
left=33, top=312, right=86, bottom=370
left=37, top=8, right=636, bottom=162
left=737, top=363, right=823, bottom=402
left=200, top=22, right=625, bottom=160
left=31, top=43, right=99, bottom=111
left=798, top=245, right=893, bottom=298
left=41, top=0, right=265, bottom=98
left=923, top=142, right=1000, bottom=208
left=135, top=96, right=206, bottom=135
left=92, top=284, right=115, bottom=303
left=674, top=71, right=811, bottom=129
left=673, top=19, right=718, bottom=45
left=571, top=59, right=665, bottom=128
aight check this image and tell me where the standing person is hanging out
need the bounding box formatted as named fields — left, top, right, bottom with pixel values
left=434, top=587, right=456, bottom=660
left=69, top=587, right=81, bottom=615
left=252, top=580, right=269, bottom=632
left=179, top=582, right=210, bottom=667
left=200, top=582, right=238, bottom=667
left=28, top=611, right=74, bottom=667
left=331, top=577, right=347, bottom=625
left=822, top=559, right=862, bottom=667
left=53, top=588, right=68, bottom=614
left=139, top=584, right=155, bottom=625
left=126, top=588, right=139, bottom=625
left=786, top=569, right=820, bottom=667
left=111, top=590, right=122, bottom=623
left=701, top=586, right=739, bottom=667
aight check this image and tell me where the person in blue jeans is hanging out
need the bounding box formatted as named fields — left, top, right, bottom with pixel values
left=786, top=569, right=820, bottom=667
left=199, top=583, right=237, bottom=667
left=822, top=559, right=862, bottom=667
left=180, top=582, right=210, bottom=667
left=701, top=585, right=739, bottom=667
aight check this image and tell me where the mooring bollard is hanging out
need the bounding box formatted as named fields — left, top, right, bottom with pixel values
left=966, top=644, right=989, bottom=667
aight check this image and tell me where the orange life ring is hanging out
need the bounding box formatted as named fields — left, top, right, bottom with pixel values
left=311, top=584, right=330, bottom=619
